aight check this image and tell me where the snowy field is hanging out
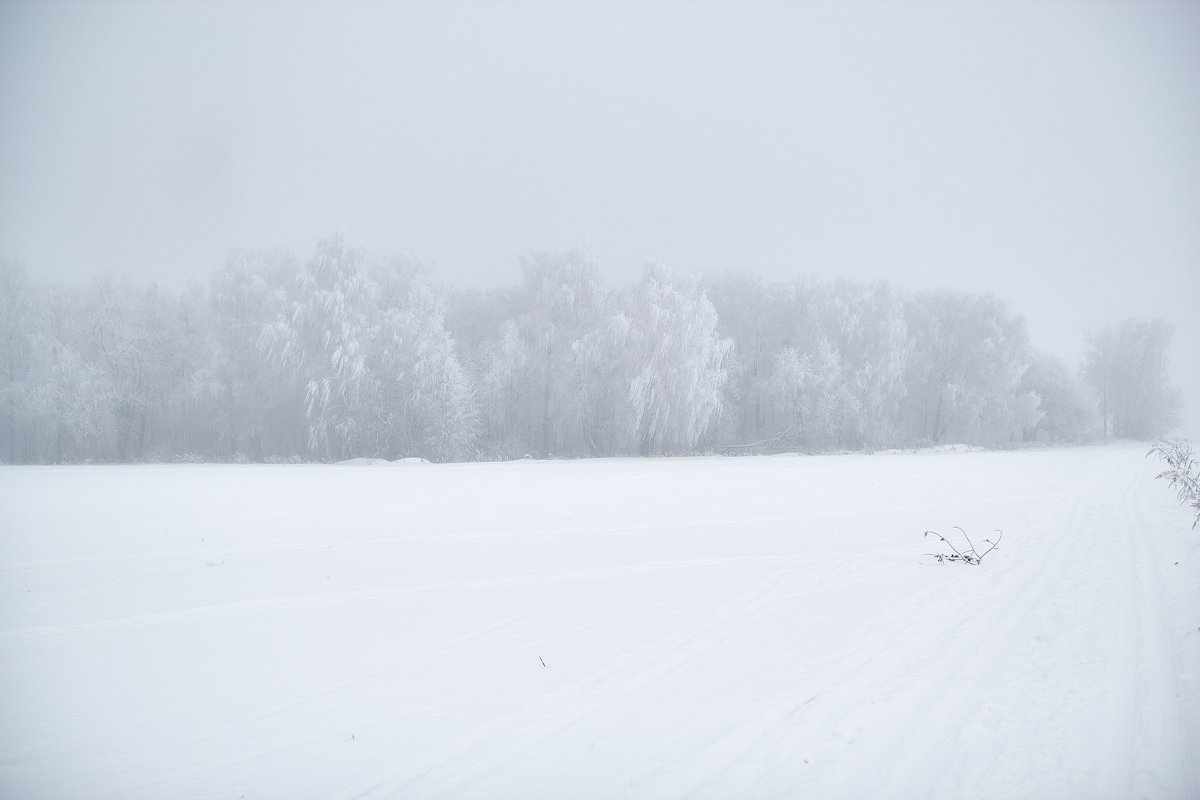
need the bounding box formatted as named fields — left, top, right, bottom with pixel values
left=1, top=443, right=1197, bottom=800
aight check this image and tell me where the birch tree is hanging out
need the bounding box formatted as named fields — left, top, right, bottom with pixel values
left=624, top=265, right=732, bottom=455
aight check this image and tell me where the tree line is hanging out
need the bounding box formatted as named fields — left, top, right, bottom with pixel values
left=0, top=235, right=1184, bottom=463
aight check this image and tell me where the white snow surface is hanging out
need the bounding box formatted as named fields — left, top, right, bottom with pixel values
left=1, top=443, right=1197, bottom=800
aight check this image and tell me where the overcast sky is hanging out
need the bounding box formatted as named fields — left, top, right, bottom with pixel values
left=2, top=0, right=1198, bottom=426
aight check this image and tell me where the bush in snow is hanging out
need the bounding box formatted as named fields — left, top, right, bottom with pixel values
left=923, top=527, right=1002, bottom=565
left=1148, top=439, right=1200, bottom=529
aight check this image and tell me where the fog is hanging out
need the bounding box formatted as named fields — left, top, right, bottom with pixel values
left=4, top=8, right=1200, bottom=791
left=2, top=0, right=1198, bottom=430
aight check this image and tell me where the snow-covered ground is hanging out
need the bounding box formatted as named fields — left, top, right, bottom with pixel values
left=1, top=443, right=1197, bottom=800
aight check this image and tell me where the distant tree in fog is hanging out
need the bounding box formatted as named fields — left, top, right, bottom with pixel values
left=1020, top=352, right=1098, bottom=443
left=258, top=233, right=479, bottom=461
left=1082, top=319, right=1182, bottom=439
left=706, top=273, right=785, bottom=446
left=202, top=250, right=305, bottom=459
left=0, top=270, right=208, bottom=463
left=0, top=261, right=32, bottom=462
left=1, top=239, right=1188, bottom=462
left=574, top=310, right=638, bottom=456
left=770, top=341, right=847, bottom=451
left=900, top=292, right=1040, bottom=448
left=258, top=234, right=376, bottom=458
left=623, top=265, right=731, bottom=455
left=478, top=249, right=602, bottom=457
left=818, top=280, right=909, bottom=449
left=370, top=256, right=480, bottom=461
left=707, top=276, right=910, bottom=452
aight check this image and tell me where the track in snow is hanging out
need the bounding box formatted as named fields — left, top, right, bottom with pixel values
left=0, top=444, right=1196, bottom=799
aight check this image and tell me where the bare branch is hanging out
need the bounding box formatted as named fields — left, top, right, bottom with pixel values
left=922, top=527, right=999, bottom=565
left=954, top=525, right=977, bottom=557
left=977, top=529, right=1003, bottom=561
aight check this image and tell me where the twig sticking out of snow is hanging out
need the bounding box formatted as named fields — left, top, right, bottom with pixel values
left=923, top=527, right=1002, bottom=565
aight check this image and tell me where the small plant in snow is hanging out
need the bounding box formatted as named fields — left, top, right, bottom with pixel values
left=923, top=527, right=1002, bottom=565
left=1148, top=439, right=1200, bottom=529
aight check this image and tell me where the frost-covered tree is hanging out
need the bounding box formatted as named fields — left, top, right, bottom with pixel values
left=622, top=265, right=732, bottom=455
left=257, top=234, right=377, bottom=459
left=447, top=285, right=523, bottom=378
left=706, top=273, right=792, bottom=445
left=708, top=276, right=910, bottom=452
left=770, top=341, right=848, bottom=451
left=368, top=255, right=480, bottom=461
left=0, top=261, right=33, bottom=462
left=1020, top=352, right=1097, bottom=444
left=25, top=332, right=116, bottom=461
left=479, top=249, right=602, bottom=457
left=201, top=250, right=305, bottom=459
left=1082, top=319, right=1182, bottom=439
left=48, top=277, right=203, bottom=461
left=819, top=280, right=910, bottom=449
left=258, top=234, right=479, bottom=461
left=134, top=282, right=209, bottom=458
left=573, top=310, right=638, bottom=456
left=1081, top=325, right=1118, bottom=439
left=6, top=282, right=124, bottom=462
left=75, top=278, right=148, bottom=460
left=479, top=320, right=533, bottom=457
left=8, top=238, right=1180, bottom=462
left=0, top=269, right=98, bottom=463
left=901, top=292, right=1040, bottom=448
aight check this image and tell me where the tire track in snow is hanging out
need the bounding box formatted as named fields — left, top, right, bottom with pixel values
left=343, top=562, right=887, bottom=800
left=849, top=460, right=1127, bottom=800
left=621, top=562, right=971, bottom=799
left=1113, top=463, right=1198, bottom=799
left=0, top=491, right=1066, bottom=575
left=0, top=553, right=829, bottom=645
left=85, top=589, right=641, bottom=800
left=348, top=574, right=792, bottom=798
left=665, top=462, right=1113, bottom=800
left=1098, top=464, right=1147, bottom=799
left=841, top=455, right=1195, bottom=800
